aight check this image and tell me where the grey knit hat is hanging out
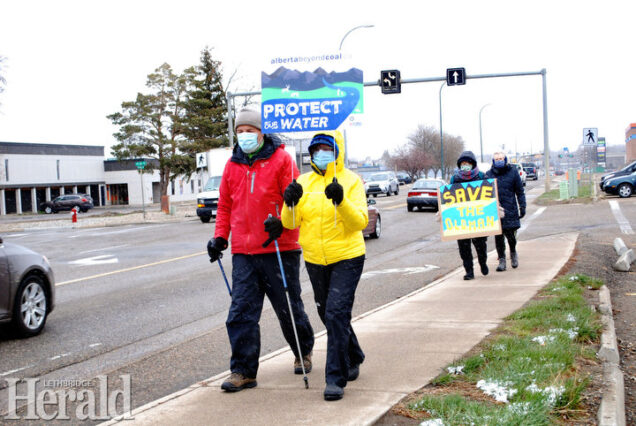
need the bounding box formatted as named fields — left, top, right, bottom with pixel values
left=234, top=108, right=261, bottom=131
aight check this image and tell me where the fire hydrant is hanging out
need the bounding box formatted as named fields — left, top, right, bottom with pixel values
left=71, top=207, right=78, bottom=223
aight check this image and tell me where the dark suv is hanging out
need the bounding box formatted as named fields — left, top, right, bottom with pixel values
left=522, top=163, right=538, bottom=180
left=40, top=194, right=94, bottom=214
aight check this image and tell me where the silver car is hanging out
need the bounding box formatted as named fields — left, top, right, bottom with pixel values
left=0, top=237, right=55, bottom=337
left=365, top=172, right=400, bottom=197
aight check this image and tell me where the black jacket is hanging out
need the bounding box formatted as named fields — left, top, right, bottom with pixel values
left=486, top=164, right=526, bottom=229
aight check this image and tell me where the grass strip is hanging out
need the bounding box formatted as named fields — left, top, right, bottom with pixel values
left=409, top=274, right=602, bottom=425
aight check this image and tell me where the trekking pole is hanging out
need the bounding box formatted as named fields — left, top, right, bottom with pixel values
left=264, top=224, right=308, bottom=389
left=217, top=257, right=232, bottom=296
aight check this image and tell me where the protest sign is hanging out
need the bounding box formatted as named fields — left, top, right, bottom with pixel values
left=437, top=179, right=502, bottom=241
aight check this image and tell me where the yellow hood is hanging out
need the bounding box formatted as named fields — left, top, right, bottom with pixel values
left=310, top=130, right=345, bottom=177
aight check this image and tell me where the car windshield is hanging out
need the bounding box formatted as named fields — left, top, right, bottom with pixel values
left=413, top=180, right=443, bottom=189
left=203, top=176, right=222, bottom=191
left=368, top=173, right=390, bottom=182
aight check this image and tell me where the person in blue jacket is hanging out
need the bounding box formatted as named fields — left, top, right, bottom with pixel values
left=486, top=151, right=526, bottom=271
left=450, top=151, right=489, bottom=280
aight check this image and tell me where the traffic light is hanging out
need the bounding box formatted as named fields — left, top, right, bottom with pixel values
left=380, top=70, right=401, bottom=94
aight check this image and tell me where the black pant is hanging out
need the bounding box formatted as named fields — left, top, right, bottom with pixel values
left=226, top=251, right=314, bottom=379
left=457, top=237, right=488, bottom=274
left=305, top=255, right=366, bottom=388
left=495, top=228, right=519, bottom=258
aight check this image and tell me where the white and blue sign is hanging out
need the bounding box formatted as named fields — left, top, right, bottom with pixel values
left=261, top=66, right=363, bottom=133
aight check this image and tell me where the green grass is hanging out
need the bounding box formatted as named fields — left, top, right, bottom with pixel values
left=409, top=274, right=602, bottom=424
left=537, top=182, right=593, bottom=203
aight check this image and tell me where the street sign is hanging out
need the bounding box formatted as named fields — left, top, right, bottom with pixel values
left=446, top=67, right=466, bottom=86
left=196, top=152, right=207, bottom=169
left=583, top=128, right=598, bottom=146
left=597, top=137, right=606, bottom=165
left=135, top=161, right=147, bottom=170
left=380, top=70, right=401, bottom=94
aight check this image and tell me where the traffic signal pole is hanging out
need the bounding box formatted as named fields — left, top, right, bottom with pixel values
left=226, top=69, right=550, bottom=190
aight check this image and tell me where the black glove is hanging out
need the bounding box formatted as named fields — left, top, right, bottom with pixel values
left=519, top=207, right=526, bottom=219
left=262, top=216, right=283, bottom=248
left=284, top=180, right=303, bottom=207
left=207, top=237, right=228, bottom=263
left=325, top=178, right=344, bottom=205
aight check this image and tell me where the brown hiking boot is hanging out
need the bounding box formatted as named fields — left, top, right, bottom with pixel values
left=221, top=372, right=257, bottom=392
left=294, top=353, right=312, bottom=374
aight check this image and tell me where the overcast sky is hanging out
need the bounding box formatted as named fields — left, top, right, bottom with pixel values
left=1, top=0, right=634, bottom=162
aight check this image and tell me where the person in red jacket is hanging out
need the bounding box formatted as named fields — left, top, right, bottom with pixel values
left=206, top=108, right=314, bottom=392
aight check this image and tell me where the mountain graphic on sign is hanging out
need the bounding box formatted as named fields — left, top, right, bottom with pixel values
left=262, top=66, right=362, bottom=91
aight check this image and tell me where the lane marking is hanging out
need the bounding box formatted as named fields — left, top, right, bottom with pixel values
left=0, top=365, right=34, bottom=377
left=78, top=244, right=129, bottom=255
left=518, top=206, right=546, bottom=234
left=609, top=200, right=634, bottom=235
left=361, top=265, right=439, bottom=280
left=69, top=254, right=119, bottom=266
left=56, top=251, right=205, bottom=286
left=385, top=203, right=406, bottom=210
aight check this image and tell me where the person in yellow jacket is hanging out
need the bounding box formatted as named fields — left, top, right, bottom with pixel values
left=281, top=130, right=368, bottom=401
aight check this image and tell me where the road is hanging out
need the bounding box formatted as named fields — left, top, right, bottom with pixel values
left=0, top=177, right=634, bottom=422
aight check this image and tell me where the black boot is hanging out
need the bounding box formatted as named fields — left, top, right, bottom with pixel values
left=324, top=383, right=344, bottom=401
left=496, top=258, right=506, bottom=272
left=511, top=252, right=519, bottom=268
left=480, top=262, right=489, bottom=276
left=464, top=269, right=474, bottom=280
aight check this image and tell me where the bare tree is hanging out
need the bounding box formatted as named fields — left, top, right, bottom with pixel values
left=387, top=144, right=433, bottom=181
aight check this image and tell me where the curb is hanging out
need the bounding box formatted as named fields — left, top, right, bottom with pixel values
left=597, top=285, right=626, bottom=426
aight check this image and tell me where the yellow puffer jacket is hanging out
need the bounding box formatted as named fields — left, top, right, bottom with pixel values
left=281, top=130, right=368, bottom=266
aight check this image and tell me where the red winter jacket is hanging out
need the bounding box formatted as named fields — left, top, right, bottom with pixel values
left=214, top=134, right=300, bottom=254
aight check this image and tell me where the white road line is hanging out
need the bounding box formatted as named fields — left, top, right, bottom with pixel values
left=78, top=244, right=129, bottom=255
left=518, top=206, right=546, bottom=235
left=609, top=200, right=635, bottom=235
left=0, top=365, right=34, bottom=377
left=49, top=352, right=72, bottom=361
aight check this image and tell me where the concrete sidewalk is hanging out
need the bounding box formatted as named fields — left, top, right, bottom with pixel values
left=106, top=232, right=578, bottom=426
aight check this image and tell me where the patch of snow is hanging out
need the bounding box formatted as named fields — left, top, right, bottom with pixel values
left=508, top=402, right=532, bottom=415
left=447, top=365, right=464, bottom=375
left=420, top=419, right=445, bottom=426
left=476, top=379, right=518, bottom=403
left=531, top=335, right=556, bottom=345
left=525, top=382, right=565, bottom=405
left=566, top=313, right=576, bottom=322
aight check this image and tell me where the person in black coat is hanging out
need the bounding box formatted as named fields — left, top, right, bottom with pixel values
left=450, top=151, right=489, bottom=280
left=485, top=152, right=526, bottom=271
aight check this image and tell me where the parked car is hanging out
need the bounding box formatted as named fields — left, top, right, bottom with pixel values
left=362, top=199, right=381, bottom=239
left=511, top=163, right=527, bottom=186
left=396, top=172, right=412, bottom=185
left=521, top=162, right=538, bottom=180
left=600, top=160, right=636, bottom=190
left=554, top=170, right=565, bottom=176
left=602, top=171, right=636, bottom=198
left=0, top=237, right=55, bottom=336
left=407, top=179, right=446, bottom=212
left=365, top=172, right=399, bottom=197
left=40, top=194, right=94, bottom=214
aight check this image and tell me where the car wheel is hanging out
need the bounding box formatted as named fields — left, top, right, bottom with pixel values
left=13, top=274, right=49, bottom=337
left=370, top=216, right=381, bottom=239
left=373, top=194, right=377, bottom=198
left=200, top=216, right=211, bottom=223
left=618, top=183, right=633, bottom=198
left=44, top=206, right=52, bottom=214
left=407, top=205, right=414, bottom=212
left=386, top=188, right=391, bottom=197
left=394, top=186, right=399, bottom=195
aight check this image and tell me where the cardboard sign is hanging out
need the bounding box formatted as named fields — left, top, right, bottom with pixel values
left=438, top=179, right=502, bottom=241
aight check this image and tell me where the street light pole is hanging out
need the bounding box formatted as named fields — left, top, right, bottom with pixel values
left=439, top=82, right=446, bottom=179
left=479, top=103, right=491, bottom=163
left=339, top=24, right=374, bottom=167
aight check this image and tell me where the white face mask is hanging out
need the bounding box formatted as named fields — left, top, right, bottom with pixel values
left=237, top=133, right=260, bottom=153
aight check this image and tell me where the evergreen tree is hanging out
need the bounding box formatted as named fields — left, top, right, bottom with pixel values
left=107, top=63, right=187, bottom=197
left=174, top=47, right=228, bottom=177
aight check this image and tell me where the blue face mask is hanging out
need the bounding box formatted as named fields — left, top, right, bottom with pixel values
left=493, top=160, right=506, bottom=168
left=237, top=133, right=261, bottom=154
left=460, top=164, right=472, bottom=172
left=312, top=150, right=335, bottom=170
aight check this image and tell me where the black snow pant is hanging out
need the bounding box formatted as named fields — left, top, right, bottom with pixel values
left=226, top=251, right=314, bottom=379
left=305, top=255, right=366, bottom=388
left=495, top=227, right=519, bottom=259
left=457, top=237, right=488, bottom=274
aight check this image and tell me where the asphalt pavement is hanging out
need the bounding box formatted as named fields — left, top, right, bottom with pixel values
left=104, top=232, right=579, bottom=426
